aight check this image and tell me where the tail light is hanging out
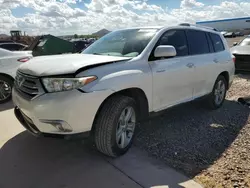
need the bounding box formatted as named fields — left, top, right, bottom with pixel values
left=17, top=57, right=32, bottom=62
left=232, top=56, right=236, bottom=63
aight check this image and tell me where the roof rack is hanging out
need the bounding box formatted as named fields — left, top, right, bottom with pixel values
left=179, top=23, right=218, bottom=31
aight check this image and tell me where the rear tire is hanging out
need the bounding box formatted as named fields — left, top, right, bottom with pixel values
left=206, top=75, right=227, bottom=110
left=94, top=95, right=137, bottom=157
left=0, top=75, right=13, bottom=104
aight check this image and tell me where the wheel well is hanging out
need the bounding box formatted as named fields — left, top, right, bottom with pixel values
left=91, top=88, right=149, bottom=133
left=0, top=73, right=14, bottom=82
left=219, top=71, right=229, bottom=89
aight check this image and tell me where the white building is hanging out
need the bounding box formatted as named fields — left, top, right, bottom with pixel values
left=196, top=17, right=250, bottom=32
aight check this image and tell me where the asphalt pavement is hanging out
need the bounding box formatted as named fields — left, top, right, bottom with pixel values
left=0, top=102, right=202, bottom=188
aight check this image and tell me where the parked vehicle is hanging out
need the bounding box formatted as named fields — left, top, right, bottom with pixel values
left=0, top=43, right=27, bottom=51
left=231, top=36, right=250, bottom=71
left=71, top=39, right=89, bottom=53
left=12, top=24, right=235, bottom=157
left=224, top=32, right=236, bottom=38
left=0, top=48, right=32, bottom=103
left=220, top=31, right=227, bottom=36
left=235, top=32, right=244, bottom=37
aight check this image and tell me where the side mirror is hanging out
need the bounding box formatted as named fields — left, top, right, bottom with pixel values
left=233, top=42, right=238, bottom=46
left=154, top=45, right=177, bottom=58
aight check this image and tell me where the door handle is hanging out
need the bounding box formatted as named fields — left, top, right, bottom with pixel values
left=186, top=63, right=194, bottom=68
left=213, top=59, right=219, bottom=63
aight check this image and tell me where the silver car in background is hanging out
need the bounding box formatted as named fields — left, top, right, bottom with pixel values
left=0, top=48, right=32, bottom=103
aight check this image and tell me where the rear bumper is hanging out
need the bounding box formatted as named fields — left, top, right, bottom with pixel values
left=233, top=54, right=250, bottom=71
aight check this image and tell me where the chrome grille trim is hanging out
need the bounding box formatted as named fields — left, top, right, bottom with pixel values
left=14, top=71, right=44, bottom=100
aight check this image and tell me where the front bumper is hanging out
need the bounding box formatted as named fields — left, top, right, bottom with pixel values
left=12, top=88, right=113, bottom=135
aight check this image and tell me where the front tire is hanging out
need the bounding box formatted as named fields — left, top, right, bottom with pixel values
left=94, top=95, right=137, bottom=157
left=206, top=75, right=227, bottom=110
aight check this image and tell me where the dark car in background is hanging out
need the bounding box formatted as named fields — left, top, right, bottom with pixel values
left=231, top=36, right=250, bottom=71
left=224, top=32, right=236, bottom=38
left=235, top=32, right=244, bottom=37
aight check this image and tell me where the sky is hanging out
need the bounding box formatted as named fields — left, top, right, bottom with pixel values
left=0, top=0, right=250, bottom=36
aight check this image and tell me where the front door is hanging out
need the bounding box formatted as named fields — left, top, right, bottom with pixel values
left=149, top=29, right=195, bottom=111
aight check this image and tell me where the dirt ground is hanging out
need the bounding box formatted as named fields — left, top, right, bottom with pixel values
left=134, top=73, right=250, bottom=188
left=226, top=36, right=245, bottom=47
left=135, top=36, right=250, bottom=188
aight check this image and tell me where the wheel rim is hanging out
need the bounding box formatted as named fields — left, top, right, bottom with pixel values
left=0, top=80, right=11, bottom=102
left=116, top=106, right=136, bottom=149
left=214, top=80, right=226, bottom=105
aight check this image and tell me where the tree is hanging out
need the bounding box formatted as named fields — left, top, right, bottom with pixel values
left=74, top=34, right=78, bottom=39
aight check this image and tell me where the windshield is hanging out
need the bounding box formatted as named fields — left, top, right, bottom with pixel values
left=83, top=29, right=158, bottom=57
left=239, top=37, right=250, bottom=46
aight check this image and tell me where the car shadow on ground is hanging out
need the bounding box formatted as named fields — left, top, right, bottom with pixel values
left=0, top=101, right=14, bottom=112
left=0, top=131, right=199, bottom=188
left=236, top=71, right=250, bottom=79
left=134, top=99, right=250, bottom=177
left=0, top=132, right=140, bottom=188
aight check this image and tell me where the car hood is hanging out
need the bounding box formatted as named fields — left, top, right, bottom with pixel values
left=231, top=46, right=250, bottom=55
left=18, top=54, right=131, bottom=76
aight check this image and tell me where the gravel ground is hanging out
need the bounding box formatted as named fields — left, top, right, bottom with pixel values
left=134, top=74, right=250, bottom=188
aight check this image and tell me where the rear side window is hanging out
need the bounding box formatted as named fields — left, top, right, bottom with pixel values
left=209, top=33, right=225, bottom=52
left=186, top=30, right=209, bottom=55
left=0, top=44, right=23, bottom=51
left=158, top=30, right=188, bottom=56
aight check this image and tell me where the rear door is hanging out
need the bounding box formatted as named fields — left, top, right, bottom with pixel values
left=185, top=29, right=215, bottom=98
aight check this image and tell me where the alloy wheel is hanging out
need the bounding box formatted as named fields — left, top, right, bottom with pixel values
left=214, top=80, right=226, bottom=105
left=116, top=106, right=136, bottom=149
left=0, top=80, right=11, bottom=102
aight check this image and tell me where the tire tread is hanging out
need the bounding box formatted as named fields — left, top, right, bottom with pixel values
left=94, top=95, right=135, bottom=157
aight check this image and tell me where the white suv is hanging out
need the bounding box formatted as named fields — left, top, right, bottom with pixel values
left=12, top=24, right=235, bottom=157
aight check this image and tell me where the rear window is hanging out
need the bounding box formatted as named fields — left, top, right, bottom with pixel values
left=0, top=44, right=24, bottom=51
left=186, top=30, right=209, bottom=55
left=239, top=37, right=250, bottom=46
left=209, top=33, right=225, bottom=52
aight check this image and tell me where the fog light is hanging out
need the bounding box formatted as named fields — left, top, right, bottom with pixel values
left=40, top=120, right=72, bottom=132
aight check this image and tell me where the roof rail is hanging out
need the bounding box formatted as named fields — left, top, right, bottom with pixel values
left=179, top=23, right=218, bottom=31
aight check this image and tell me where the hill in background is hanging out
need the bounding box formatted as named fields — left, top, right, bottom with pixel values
left=92, top=29, right=110, bottom=37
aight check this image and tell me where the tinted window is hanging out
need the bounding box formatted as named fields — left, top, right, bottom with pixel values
left=186, top=30, right=209, bottom=55
left=239, top=37, right=250, bottom=46
left=158, top=30, right=188, bottom=56
left=0, top=44, right=24, bottom=51
left=10, top=44, right=24, bottom=51
left=0, top=44, right=9, bottom=50
left=209, top=33, right=225, bottom=52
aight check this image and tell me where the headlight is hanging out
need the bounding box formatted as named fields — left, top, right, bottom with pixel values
left=42, top=76, right=97, bottom=93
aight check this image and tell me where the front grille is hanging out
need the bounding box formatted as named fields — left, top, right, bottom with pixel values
left=14, top=71, right=43, bottom=100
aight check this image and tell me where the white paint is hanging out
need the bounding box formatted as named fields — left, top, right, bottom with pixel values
left=13, top=26, right=235, bottom=135
left=0, top=48, right=33, bottom=78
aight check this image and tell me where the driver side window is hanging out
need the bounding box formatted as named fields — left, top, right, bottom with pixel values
left=157, top=30, right=188, bottom=57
